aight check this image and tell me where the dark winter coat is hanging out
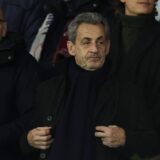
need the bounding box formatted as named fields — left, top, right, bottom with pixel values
left=110, top=15, right=160, bottom=135
left=21, top=58, right=160, bottom=160
left=0, top=33, right=38, bottom=160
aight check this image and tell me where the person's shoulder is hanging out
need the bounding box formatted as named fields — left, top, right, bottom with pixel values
left=0, top=33, right=25, bottom=64
left=2, top=32, right=38, bottom=68
left=39, top=58, right=71, bottom=87
left=0, top=32, right=21, bottom=49
left=7, top=33, right=37, bottom=63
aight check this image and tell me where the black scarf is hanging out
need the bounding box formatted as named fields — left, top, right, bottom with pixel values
left=48, top=59, right=108, bottom=160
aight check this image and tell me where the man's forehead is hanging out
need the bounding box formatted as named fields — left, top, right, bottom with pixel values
left=77, top=23, right=104, bottom=31
left=76, top=23, right=105, bottom=38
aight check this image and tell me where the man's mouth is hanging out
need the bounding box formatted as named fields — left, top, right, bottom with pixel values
left=87, top=56, right=101, bottom=61
left=137, top=1, right=151, bottom=5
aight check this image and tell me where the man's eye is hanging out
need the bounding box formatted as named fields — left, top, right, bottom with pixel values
left=98, top=41, right=104, bottom=45
left=81, top=41, right=90, bottom=45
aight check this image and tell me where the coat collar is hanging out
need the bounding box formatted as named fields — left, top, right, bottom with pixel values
left=121, top=20, right=160, bottom=74
left=110, top=16, right=160, bottom=75
left=40, top=57, right=118, bottom=124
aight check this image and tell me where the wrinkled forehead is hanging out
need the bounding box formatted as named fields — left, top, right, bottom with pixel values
left=76, top=23, right=107, bottom=40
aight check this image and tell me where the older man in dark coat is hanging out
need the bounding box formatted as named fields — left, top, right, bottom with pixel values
left=21, top=12, right=160, bottom=160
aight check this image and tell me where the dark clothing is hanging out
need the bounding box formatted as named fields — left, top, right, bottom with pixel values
left=0, top=0, right=46, bottom=50
left=21, top=58, right=160, bottom=160
left=110, top=14, right=160, bottom=135
left=120, top=14, right=154, bottom=54
left=48, top=59, right=107, bottom=160
left=0, top=33, right=38, bottom=160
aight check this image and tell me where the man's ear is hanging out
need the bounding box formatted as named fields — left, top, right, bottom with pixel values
left=106, top=40, right=110, bottom=56
left=67, top=41, right=76, bottom=56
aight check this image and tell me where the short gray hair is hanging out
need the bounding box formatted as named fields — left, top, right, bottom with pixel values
left=67, top=12, right=110, bottom=43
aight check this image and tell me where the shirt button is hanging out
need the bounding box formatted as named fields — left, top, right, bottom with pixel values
left=46, top=115, right=52, bottom=122
left=93, top=3, right=97, bottom=8
left=40, top=153, right=46, bottom=159
left=8, top=56, right=12, bottom=60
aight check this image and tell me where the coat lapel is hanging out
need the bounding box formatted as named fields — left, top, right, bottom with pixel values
left=38, top=75, right=66, bottom=125
left=93, top=80, right=118, bottom=124
left=38, top=60, right=69, bottom=126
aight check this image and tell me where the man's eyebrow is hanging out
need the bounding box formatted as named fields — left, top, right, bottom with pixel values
left=82, top=37, right=92, bottom=41
left=97, top=36, right=105, bottom=40
left=82, top=36, right=104, bottom=41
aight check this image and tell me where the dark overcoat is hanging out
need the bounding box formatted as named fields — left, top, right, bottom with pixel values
left=0, top=33, right=38, bottom=160
left=110, top=16, right=160, bottom=135
left=21, top=59, right=160, bottom=160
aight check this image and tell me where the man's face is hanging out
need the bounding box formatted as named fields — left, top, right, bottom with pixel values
left=120, top=0, right=155, bottom=16
left=67, top=23, right=110, bottom=71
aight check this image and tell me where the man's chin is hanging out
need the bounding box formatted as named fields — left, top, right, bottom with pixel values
left=87, top=63, right=103, bottom=71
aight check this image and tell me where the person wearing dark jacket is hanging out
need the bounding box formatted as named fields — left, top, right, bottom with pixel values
left=0, top=33, right=39, bottom=160
left=0, top=25, right=39, bottom=160
left=20, top=12, right=160, bottom=160
left=110, top=0, right=160, bottom=143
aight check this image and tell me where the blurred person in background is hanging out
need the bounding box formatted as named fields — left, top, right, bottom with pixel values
left=0, top=7, right=39, bottom=160
left=110, top=0, right=160, bottom=157
left=0, top=0, right=46, bottom=51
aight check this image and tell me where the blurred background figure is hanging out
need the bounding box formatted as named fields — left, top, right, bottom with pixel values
left=110, top=0, right=160, bottom=157
left=0, top=7, right=39, bottom=160
left=0, top=0, right=46, bottom=51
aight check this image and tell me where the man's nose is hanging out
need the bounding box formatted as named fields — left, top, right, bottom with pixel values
left=90, top=43, right=98, bottom=52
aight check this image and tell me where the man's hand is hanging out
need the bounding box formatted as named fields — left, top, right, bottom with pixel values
left=27, top=127, right=53, bottom=150
left=95, top=125, right=126, bottom=148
